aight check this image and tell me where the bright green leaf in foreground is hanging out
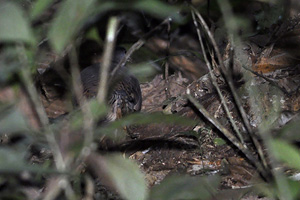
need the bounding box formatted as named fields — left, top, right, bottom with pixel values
left=0, top=2, right=34, bottom=44
left=105, top=154, right=148, bottom=200
left=270, top=139, right=300, bottom=171
left=48, top=0, right=96, bottom=53
left=285, top=179, right=300, bottom=199
left=30, top=0, right=54, bottom=20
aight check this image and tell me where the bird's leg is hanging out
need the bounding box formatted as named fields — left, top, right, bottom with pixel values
left=114, top=95, right=123, bottom=120
left=116, top=106, right=123, bottom=120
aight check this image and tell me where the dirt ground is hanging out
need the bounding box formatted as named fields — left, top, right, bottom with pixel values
left=37, top=66, right=291, bottom=200
left=29, top=11, right=300, bottom=200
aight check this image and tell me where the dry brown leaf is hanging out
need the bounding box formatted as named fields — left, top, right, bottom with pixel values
left=253, top=51, right=297, bottom=73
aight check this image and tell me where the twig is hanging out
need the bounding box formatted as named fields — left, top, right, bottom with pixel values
left=110, top=18, right=171, bottom=79
left=164, top=20, right=171, bottom=99
left=215, top=0, right=269, bottom=171
left=97, top=17, right=119, bottom=103
left=186, top=93, right=269, bottom=179
left=83, top=175, right=95, bottom=200
left=242, top=66, right=289, bottom=94
left=17, top=45, right=67, bottom=172
left=190, top=6, right=270, bottom=178
left=69, top=44, right=95, bottom=155
left=19, top=81, right=43, bottom=129
left=43, top=177, right=76, bottom=200
left=191, top=10, right=245, bottom=143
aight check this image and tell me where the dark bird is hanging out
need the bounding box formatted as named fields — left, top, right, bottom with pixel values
left=78, top=47, right=142, bottom=121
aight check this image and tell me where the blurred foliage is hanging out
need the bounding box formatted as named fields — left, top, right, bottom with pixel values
left=0, top=106, right=29, bottom=134
left=105, top=154, right=148, bottom=200
left=279, top=119, right=300, bottom=141
left=150, top=174, right=220, bottom=200
left=270, top=139, right=300, bottom=171
left=254, top=1, right=285, bottom=30
left=48, top=0, right=96, bottom=53
left=0, top=2, right=34, bottom=44
left=0, top=47, right=22, bottom=83
left=0, top=0, right=299, bottom=199
left=0, top=0, right=207, bottom=199
left=30, top=0, right=55, bottom=20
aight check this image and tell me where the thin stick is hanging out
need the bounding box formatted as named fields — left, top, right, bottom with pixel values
left=165, top=20, right=171, bottom=99
left=190, top=7, right=269, bottom=178
left=191, top=10, right=245, bottom=143
left=242, top=65, right=289, bottom=94
left=97, top=17, right=119, bottom=103
left=69, top=44, right=95, bottom=153
left=186, top=93, right=269, bottom=179
left=17, top=45, right=66, bottom=172
left=214, top=0, right=269, bottom=171
left=83, top=175, right=95, bottom=200
left=110, top=18, right=171, bottom=79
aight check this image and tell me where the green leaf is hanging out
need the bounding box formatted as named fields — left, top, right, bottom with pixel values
left=270, top=139, right=300, bottom=171
left=150, top=174, right=220, bottom=200
left=133, top=0, right=183, bottom=22
left=285, top=179, right=300, bottom=199
left=89, top=100, right=108, bottom=120
left=128, top=63, right=157, bottom=81
left=48, top=0, right=96, bottom=53
left=69, top=111, right=84, bottom=130
left=279, top=120, right=300, bottom=141
left=68, top=101, right=107, bottom=130
left=86, top=27, right=103, bottom=44
left=0, top=47, right=22, bottom=83
left=97, top=112, right=197, bottom=137
left=0, top=107, right=29, bottom=134
left=93, top=0, right=183, bottom=22
left=30, top=0, right=54, bottom=20
left=120, top=112, right=197, bottom=126
left=214, top=137, right=226, bottom=146
left=0, top=2, right=34, bottom=44
left=0, top=148, right=26, bottom=169
left=105, top=154, right=148, bottom=200
left=0, top=147, right=60, bottom=175
left=272, top=177, right=300, bottom=200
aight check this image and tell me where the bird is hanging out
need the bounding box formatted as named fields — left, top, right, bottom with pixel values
left=78, top=47, right=142, bottom=122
